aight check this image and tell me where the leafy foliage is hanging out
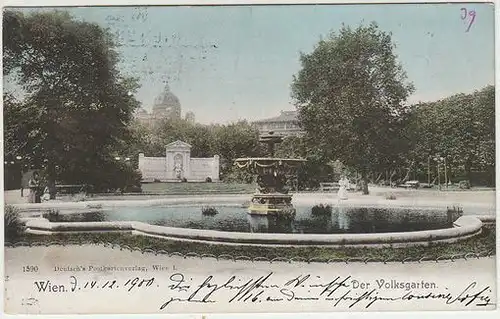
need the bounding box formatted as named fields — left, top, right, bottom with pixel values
left=406, top=85, right=495, bottom=186
left=275, top=136, right=334, bottom=189
left=3, top=10, right=140, bottom=192
left=291, top=22, right=414, bottom=193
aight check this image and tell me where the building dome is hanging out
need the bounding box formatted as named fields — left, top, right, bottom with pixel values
left=152, top=84, right=181, bottom=119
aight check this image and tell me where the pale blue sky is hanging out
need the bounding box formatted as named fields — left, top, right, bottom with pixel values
left=8, top=3, right=496, bottom=124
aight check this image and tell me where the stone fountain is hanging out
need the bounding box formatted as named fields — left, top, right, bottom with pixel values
left=234, top=132, right=306, bottom=216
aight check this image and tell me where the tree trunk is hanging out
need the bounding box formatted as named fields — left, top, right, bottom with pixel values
left=403, top=161, right=414, bottom=182
left=361, top=171, right=369, bottom=195
left=465, top=158, right=472, bottom=185
left=47, top=162, right=57, bottom=199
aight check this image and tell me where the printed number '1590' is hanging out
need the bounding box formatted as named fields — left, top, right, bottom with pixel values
left=23, top=266, right=39, bottom=272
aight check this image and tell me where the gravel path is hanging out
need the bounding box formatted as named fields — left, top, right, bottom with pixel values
left=6, top=187, right=496, bottom=215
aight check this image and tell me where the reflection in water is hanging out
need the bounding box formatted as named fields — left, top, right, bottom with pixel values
left=65, top=205, right=454, bottom=234
left=247, top=214, right=268, bottom=233
left=81, top=211, right=106, bottom=222
left=247, top=214, right=294, bottom=233
left=334, top=206, right=350, bottom=231
left=268, top=215, right=294, bottom=233
left=46, top=210, right=107, bottom=222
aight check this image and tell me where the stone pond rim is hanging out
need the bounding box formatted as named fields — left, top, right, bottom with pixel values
left=20, top=215, right=489, bottom=248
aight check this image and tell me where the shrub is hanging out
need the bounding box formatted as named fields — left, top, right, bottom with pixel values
left=153, top=178, right=161, bottom=183
left=205, top=177, right=213, bottom=183
left=201, top=206, right=218, bottom=216
left=311, top=204, right=332, bottom=215
left=181, top=177, right=188, bottom=183
left=43, top=209, right=62, bottom=222
left=5, top=205, right=24, bottom=241
left=447, top=205, right=464, bottom=215
left=446, top=205, right=464, bottom=224
left=58, top=159, right=143, bottom=194
left=123, top=185, right=142, bottom=193
left=458, top=180, right=471, bottom=189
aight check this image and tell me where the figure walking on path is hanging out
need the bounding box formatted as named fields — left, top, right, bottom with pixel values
left=28, top=171, right=41, bottom=203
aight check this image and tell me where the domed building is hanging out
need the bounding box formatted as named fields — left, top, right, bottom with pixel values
left=151, top=84, right=181, bottom=120
left=134, top=84, right=182, bottom=126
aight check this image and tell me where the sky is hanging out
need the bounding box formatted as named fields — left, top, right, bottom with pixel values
left=7, top=3, right=496, bottom=124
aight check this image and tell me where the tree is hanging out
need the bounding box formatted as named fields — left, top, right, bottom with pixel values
left=407, top=85, right=495, bottom=186
left=153, top=118, right=213, bottom=158
left=3, top=10, right=140, bottom=194
left=210, top=121, right=262, bottom=181
left=291, top=22, right=414, bottom=194
left=275, top=135, right=334, bottom=190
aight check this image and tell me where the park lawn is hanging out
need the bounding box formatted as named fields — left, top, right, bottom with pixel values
left=141, top=182, right=255, bottom=195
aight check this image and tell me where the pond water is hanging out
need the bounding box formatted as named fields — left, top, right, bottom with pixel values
left=47, top=205, right=455, bottom=234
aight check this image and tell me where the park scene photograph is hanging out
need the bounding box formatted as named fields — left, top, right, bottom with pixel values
left=2, top=2, right=497, bottom=314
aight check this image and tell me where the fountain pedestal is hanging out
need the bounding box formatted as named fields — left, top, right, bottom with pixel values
left=234, top=132, right=305, bottom=216
left=249, top=193, right=294, bottom=215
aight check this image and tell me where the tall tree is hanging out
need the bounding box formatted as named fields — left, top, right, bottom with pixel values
left=291, top=22, right=414, bottom=194
left=275, top=135, right=334, bottom=190
left=3, top=10, right=140, bottom=194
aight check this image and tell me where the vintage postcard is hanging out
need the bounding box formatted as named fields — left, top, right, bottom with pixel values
left=2, top=0, right=498, bottom=316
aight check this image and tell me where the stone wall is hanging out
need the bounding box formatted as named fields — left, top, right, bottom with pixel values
left=138, top=153, right=220, bottom=182
left=137, top=155, right=167, bottom=181
left=190, top=157, right=219, bottom=182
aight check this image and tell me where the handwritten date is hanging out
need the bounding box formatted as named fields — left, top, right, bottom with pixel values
left=33, top=276, right=155, bottom=293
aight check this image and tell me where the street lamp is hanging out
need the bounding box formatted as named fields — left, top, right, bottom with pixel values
left=433, top=156, right=441, bottom=189
left=16, top=156, right=22, bottom=160
left=427, top=155, right=431, bottom=185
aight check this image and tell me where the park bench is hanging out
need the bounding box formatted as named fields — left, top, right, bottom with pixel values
left=400, top=180, right=420, bottom=189
left=55, top=184, right=86, bottom=194
left=319, top=182, right=340, bottom=192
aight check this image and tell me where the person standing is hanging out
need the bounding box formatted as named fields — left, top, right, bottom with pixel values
left=41, top=186, right=51, bottom=202
left=337, top=175, right=349, bottom=200
left=28, top=171, right=40, bottom=203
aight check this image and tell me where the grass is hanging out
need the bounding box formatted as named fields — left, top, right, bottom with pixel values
left=4, top=205, right=24, bottom=241
left=140, top=182, right=255, bottom=195
left=8, top=227, right=495, bottom=262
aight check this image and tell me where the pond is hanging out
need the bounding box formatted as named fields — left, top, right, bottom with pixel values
left=44, top=205, right=456, bottom=234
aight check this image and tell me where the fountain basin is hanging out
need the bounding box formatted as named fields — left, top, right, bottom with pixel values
left=22, top=215, right=486, bottom=248
left=15, top=197, right=493, bottom=248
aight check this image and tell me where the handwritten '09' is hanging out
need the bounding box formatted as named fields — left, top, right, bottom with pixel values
left=461, top=8, right=476, bottom=32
